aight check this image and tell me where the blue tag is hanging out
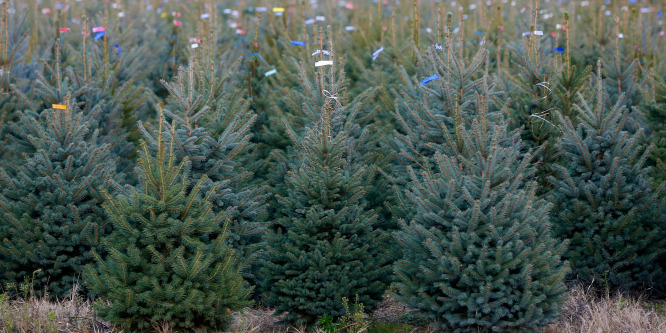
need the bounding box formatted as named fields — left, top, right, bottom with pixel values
left=114, top=44, right=121, bottom=54
left=659, top=11, right=662, bottom=18
left=420, top=74, right=440, bottom=86
left=94, top=31, right=105, bottom=40
left=555, top=47, right=565, bottom=52
left=290, top=40, right=306, bottom=46
left=251, top=52, right=264, bottom=61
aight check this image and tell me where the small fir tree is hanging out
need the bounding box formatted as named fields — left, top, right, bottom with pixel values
left=394, top=89, right=569, bottom=331
left=84, top=111, right=251, bottom=331
left=549, top=64, right=666, bottom=292
left=260, top=102, right=392, bottom=327
left=0, top=98, right=118, bottom=298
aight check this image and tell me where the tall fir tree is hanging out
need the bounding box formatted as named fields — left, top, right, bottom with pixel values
left=393, top=84, right=569, bottom=331
left=640, top=71, right=666, bottom=185
left=549, top=63, right=666, bottom=292
left=139, top=60, right=267, bottom=282
left=0, top=1, right=31, bottom=136
left=267, top=27, right=396, bottom=232
left=501, top=28, right=563, bottom=191
left=260, top=97, right=392, bottom=327
left=392, top=40, right=501, bottom=221
left=393, top=43, right=495, bottom=167
left=84, top=110, right=251, bottom=331
left=6, top=27, right=142, bottom=178
left=0, top=96, right=118, bottom=298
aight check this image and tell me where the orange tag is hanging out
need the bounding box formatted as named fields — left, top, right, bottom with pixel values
left=52, top=104, right=67, bottom=110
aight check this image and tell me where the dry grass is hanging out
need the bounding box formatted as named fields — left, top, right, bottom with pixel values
left=1, top=285, right=665, bottom=332
left=0, top=285, right=113, bottom=333
left=545, top=285, right=666, bottom=333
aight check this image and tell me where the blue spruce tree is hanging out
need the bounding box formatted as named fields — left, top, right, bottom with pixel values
left=260, top=94, right=392, bottom=327
left=84, top=110, right=251, bottom=331
left=394, top=81, right=569, bottom=331
left=139, top=59, right=267, bottom=282
left=0, top=95, right=119, bottom=298
left=549, top=63, right=666, bottom=292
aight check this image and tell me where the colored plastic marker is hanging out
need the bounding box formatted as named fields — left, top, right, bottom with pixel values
left=52, top=104, right=67, bottom=110
left=312, top=50, right=331, bottom=56
left=265, top=69, right=277, bottom=76
left=372, top=47, right=384, bottom=61
left=290, top=40, right=306, bottom=46
left=420, top=74, right=440, bottom=86
left=315, top=60, right=333, bottom=67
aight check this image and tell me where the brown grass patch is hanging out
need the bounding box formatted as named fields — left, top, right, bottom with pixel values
left=1, top=285, right=665, bottom=332
left=545, top=285, right=666, bottom=333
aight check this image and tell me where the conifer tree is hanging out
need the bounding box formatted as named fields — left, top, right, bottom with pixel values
left=84, top=111, right=251, bottom=331
left=268, top=27, right=395, bottom=231
left=549, top=64, right=666, bottom=292
left=0, top=3, right=33, bottom=164
left=502, top=30, right=562, bottom=191
left=598, top=19, right=649, bottom=133
left=394, top=83, right=569, bottom=331
left=6, top=30, right=142, bottom=177
left=260, top=98, right=392, bottom=327
left=139, top=60, right=267, bottom=280
left=0, top=97, right=118, bottom=298
left=393, top=43, right=495, bottom=167
left=641, top=72, right=666, bottom=185
left=392, top=41, right=500, bottom=221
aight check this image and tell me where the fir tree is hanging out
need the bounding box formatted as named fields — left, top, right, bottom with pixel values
left=0, top=97, right=118, bottom=298
left=84, top=111, right=251, bottom=331
left=0, top=3, right=33, bottom=164
left=502, top=29, right=562, bottom=191
left=139, top=60, right=267, bottom=281
left=549, top=64, right=666, bottom=292
left=598, top=19, right=649, bottom=133
left=6, top=28, right=142, bottom=177
left=260, top=100, right=392, bottom=327
left=268, top=27, right=395, bottom=232
left=394, top=87, right=569, bottom=331
left=641, top=72, right=666, bottom=185
left=392, top=41, right=500, bottom=221
left=393, top=43, right=495, bottom=167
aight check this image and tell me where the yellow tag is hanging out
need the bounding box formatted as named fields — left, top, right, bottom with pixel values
left=273, top=7, right=285, bottom=12
left=52, top=104, right=67, bottom=110
left=160, top=12, right=167, bottom=18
